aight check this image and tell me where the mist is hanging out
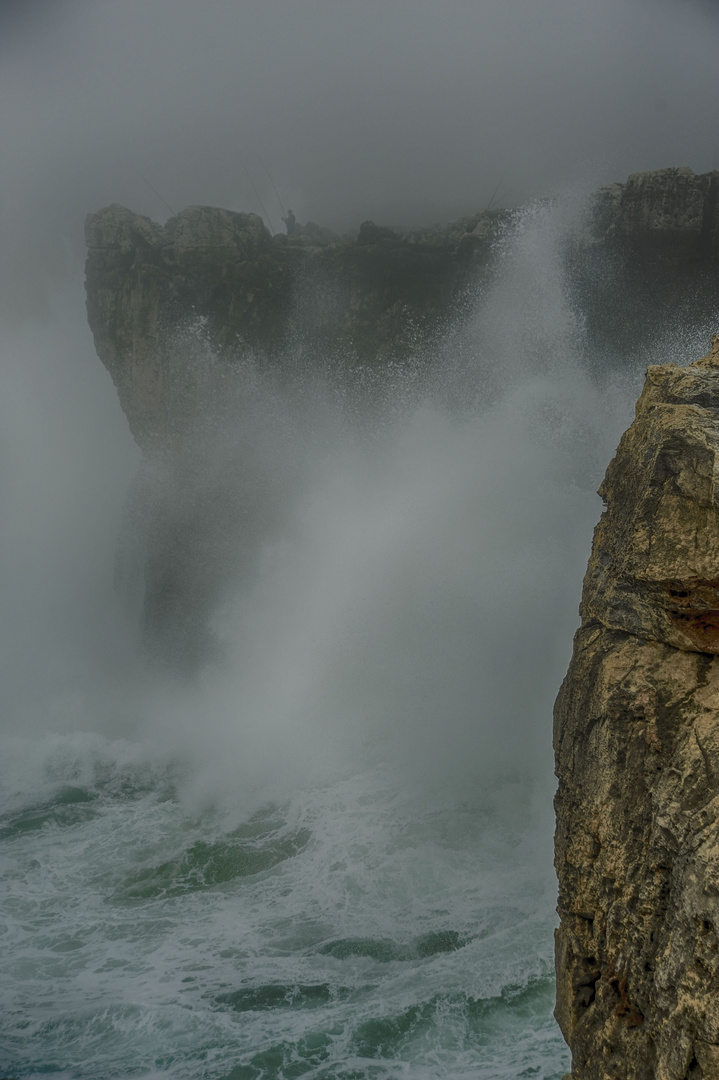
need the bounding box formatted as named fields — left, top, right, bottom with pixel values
left=1, top=0, right=716, bottom=804
left=0, top=192, right=637, bottom=821
left=0, top=284, right=140, bottom=734
left=4, top=5, right=719, bottom=1073
left=1, top=0, right=719, bottom=324
left=0, top=186, right=643, bottom=1075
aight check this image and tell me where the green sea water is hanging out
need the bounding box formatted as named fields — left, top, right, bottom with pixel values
left=0, top=737, right=568, bottom=1080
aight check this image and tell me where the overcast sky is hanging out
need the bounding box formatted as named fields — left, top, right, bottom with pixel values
left=1, top=0, right=718, bottom=318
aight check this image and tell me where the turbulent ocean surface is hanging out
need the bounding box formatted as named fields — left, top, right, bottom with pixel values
left=1, top=737, right=564, bottom=1080
left=0, top=201, right=692, bottom=1079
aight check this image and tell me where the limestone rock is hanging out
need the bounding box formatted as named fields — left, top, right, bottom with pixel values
left=555, top=335, right=719, bottom=1078
left=85, top=202, right=499, bottom=449
left=593, top=166, right=719, bottom=246
left=582, top=335, right=719, bottom=654
left=575, top=167, right=719, bottom=358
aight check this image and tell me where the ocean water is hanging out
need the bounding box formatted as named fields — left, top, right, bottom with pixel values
left=0, top=201, right=652, bottom=1079
left=0, top=732, right=569, bottom=1080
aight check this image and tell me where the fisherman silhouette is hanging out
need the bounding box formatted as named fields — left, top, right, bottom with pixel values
left=282, top=209, right=296, bottom=236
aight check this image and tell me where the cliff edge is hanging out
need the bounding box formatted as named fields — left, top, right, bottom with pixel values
left=84, top=166, right=719, bottom=666
left=85, top=167, right=719, bottom=450
left=555, top=335, right=719, bottom=1078
left=85, top=204, right=498, bottom=449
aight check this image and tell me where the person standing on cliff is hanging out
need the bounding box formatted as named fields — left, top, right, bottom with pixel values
left=282, top=209, right=296, bottom=236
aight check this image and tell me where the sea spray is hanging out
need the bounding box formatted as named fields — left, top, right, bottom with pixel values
left=1, top=197, right=649, bottom=1078
left=132, top=198, right=635, bottom=814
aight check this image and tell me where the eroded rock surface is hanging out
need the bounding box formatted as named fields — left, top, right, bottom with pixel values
left=84, top=167, right=719, bottom=667
left=85, top=203, right=498, bottom=449
left=86, top=168, right=719, bottom=451
left=555, top=335, right=719, bottom=1078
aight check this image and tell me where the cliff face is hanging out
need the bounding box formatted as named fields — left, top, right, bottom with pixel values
left=85, top=167, right=719, bottom=665
left=593, top=166, right=719, bottom=243
left=576, top=167, right=719, bottom=358
left=86, top=167, right=719, bottom=451
left=555, top=335, right=719, bottom=1079
left=85, top=203, right=504, bottom=662
left=85, top=204, right=497, bottom=449
left=85, top=205, right=290, bottom=448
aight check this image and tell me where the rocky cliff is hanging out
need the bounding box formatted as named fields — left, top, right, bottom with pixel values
left=576, top=167, right=719, bottom=359
left=85, top=202, right=506, bottom=661
left=85, top=166, right=719, bottom=665
left=555, top=335, right=719, bottom=1078
left=85, top=166, right=719, bottom=450
left=85, top=204, right=499, bottom=449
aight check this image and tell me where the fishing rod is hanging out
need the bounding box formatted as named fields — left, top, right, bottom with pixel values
left=257, top=154, right=287, bottom=224
left=486, top=170, right=507, bottom=213
left=133, top=168, right=177, bottom=217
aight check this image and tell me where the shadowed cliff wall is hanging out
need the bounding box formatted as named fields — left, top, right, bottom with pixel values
left=84, top=166, right=719, bottom=665
left=85, top=205, right=500, bottom=450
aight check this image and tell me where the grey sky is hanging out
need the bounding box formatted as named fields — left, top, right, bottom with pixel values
left=1, top=0, right=718, bottom=318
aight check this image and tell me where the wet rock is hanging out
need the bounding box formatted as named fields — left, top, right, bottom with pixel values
left=582, top=335, right=719, bottom=654
left=555, top=335, right=719, bottom=1078
left=85, top=202, right=498, bottom=449
left=84, top=167, right=719, bottom=670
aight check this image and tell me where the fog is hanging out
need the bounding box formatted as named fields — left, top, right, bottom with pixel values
left=1, top=0, right=718, bottom=323
left=1, top=0, right=718, bottom=771
left=0, top=190, right=638, bottom=821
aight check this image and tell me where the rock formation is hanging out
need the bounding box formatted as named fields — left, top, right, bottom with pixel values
left=593, top=166, right=719, bottom=244
left=85, top=167, right=719, bottom=450
left=576, top=167, right=719, bottom=359
left=84, top=166, right=719, bottom=666
left=85, top=204, right=498, bottom=450
left=555, top=334, right=719, bottom=1078
left=85, top=203, right=504, bottom=662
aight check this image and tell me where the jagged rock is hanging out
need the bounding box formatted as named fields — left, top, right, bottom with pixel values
left=576, top=167, right=719, bottom=358
left=555, top=335, right=719, bottom=1078
left=593, top=166, right=719, bottom=248
left=84, top=167, right=719, bottom=668
left=582, top=336, right=719, bottom=654
left=85, top=203, right=499, bottom=448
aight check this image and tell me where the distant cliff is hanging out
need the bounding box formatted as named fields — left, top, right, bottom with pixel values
left=84, top=166, right=719, bottom=663
left=555, top=335, right=719, bottom=1078
left=85, top=204, right=501, bottom=449
left=85, top=167, right=719, bottom=450
left=577, top=166, right=719, bottom=358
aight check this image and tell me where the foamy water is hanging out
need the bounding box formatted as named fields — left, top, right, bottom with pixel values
left=0, top=733, right=565, bottom=1080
